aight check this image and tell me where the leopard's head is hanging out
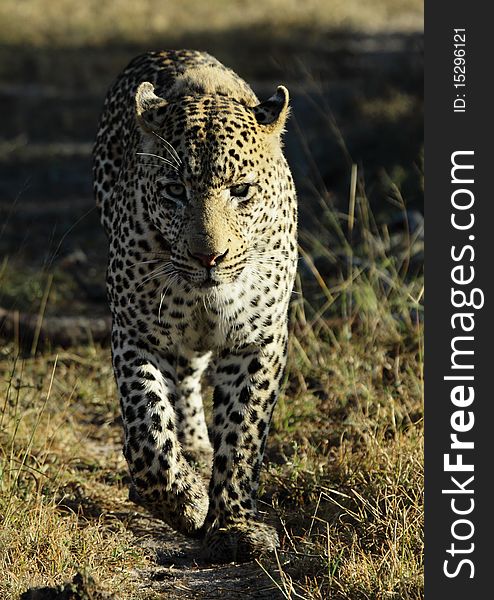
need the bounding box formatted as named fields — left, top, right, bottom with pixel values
left=134, top=82, right=292, bottom=288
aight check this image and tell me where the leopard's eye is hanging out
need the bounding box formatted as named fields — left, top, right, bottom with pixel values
left=163, top=182, right=187, bottom=201
left=229, top=184, right=251, bottom=198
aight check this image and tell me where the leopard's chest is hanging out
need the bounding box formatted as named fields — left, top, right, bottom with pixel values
left=109, top=266, right=287, bottom=353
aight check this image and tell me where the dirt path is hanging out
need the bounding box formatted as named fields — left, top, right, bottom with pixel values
left=48, top=432, right=285, bottom=599
left=131, top=522, right=284, bottom=599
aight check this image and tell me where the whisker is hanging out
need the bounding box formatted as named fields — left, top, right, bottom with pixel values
left=150, top=130, right=182, bottom=166
left=137, top=263, right=176, bottom=289
left=136, top=162, right=161, bottom=168
left=158, top=272, right=181, bottom=322
left=156, top=174, right=179, bottom=182
left=132, top=258, right=163, bottom=266
left=158, top=285, right=167, bottom=323
left=136, top=159, right=179, bottom=172
left=136, top=153, right=179, bottom=172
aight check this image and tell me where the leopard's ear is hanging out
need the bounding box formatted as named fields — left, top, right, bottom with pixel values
left=252, top=85, right=290, bottom=134
left=135, top=82, right=168, bottom=132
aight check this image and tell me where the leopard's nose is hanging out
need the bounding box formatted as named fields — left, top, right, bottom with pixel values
left=190, top=249, right=228, bottom=268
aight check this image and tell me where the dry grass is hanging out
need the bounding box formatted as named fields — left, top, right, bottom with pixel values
left=0, top=0, right=423, bottom=47
left=0, top=352, right=151, bottom=599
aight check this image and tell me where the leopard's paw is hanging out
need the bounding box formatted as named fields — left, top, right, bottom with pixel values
left=202, top=521, right=279, bottom=563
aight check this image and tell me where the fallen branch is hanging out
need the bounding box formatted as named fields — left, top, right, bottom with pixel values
left=0, top=306, right=111, bottom=349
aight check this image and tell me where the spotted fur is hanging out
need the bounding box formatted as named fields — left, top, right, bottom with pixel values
left=93, top=50, right=297, bottom=563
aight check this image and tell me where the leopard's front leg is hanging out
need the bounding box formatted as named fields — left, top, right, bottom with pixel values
left=113, top=327, right=209, bottom=536
left=202, top=333, right=288, bottom=562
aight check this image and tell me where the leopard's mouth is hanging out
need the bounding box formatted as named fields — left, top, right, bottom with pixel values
left=178, top=269, right=225, bottom=288
left=176, top=261, right=246, bottom=288
left=199, top=277, right=221, bottom=289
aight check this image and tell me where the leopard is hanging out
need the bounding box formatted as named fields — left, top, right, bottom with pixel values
left=93, top=49, right=297, bottom=563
